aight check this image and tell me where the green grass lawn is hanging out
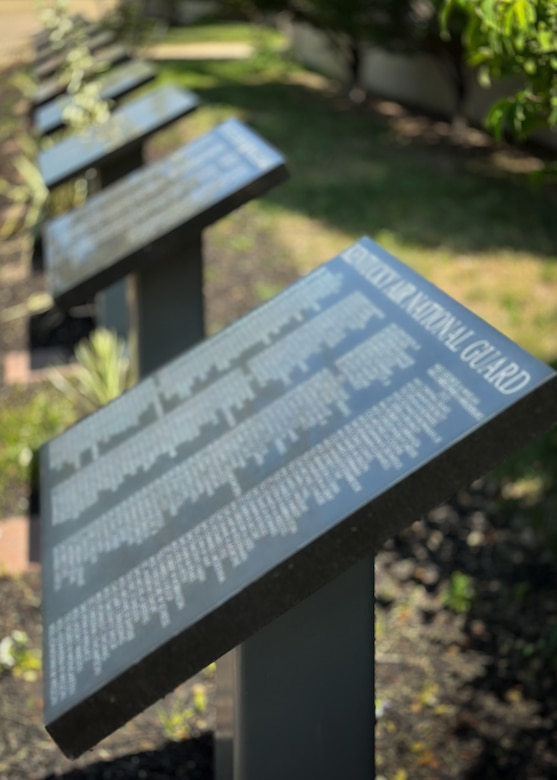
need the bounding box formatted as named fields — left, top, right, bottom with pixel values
left=159, top=21, right=286, bottom=49
left=151, top=43, right=557, bottom=364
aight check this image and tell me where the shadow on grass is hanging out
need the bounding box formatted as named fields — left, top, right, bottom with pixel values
left=159, top=60, right=556, bottom=260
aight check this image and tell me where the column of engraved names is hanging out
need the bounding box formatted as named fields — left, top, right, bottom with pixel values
left=51, top=320, right=443, bottom=591
left=50, top=124, right=257, bottom=273
left=112, top=119, right=283, bottom=250
left=46, top=369, right=480, bottom=711
left=155, top=265, right=344, bottom=396
left=50, top=367, right=352, bottom=589
left=46, top=265, right=345, bottom=503
left=47, top=378, right=160, bottom=476
left=49, top=290, right=379, bottom=526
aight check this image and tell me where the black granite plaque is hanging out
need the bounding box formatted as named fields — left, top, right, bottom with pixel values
left=34, top=29, right=115, bottom=80
left=38, top=84, right=199, bottom=190
left=34, top=60, right=157, bottom=136
left=44, top=118, right=288, bottom=308
left=34, top=15, right=87, bottom=51
left=32, top=44, right=130, bottom=109
left=41, top=236, right=557, bottom=757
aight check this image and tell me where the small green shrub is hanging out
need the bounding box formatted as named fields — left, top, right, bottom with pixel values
left=0, top=386, right=77, bottom=508
left=49, top=328, right=136, bottom=414
left=0, top=630, right=41, bottom=681
left=157, top=683, right=208, bottom=740
left=443, top=571, right=475, bottom=614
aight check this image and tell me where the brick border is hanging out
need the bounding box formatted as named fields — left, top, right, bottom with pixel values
left=4, top=349, right=81, bottom=385
left=0, top=515, right=40, bottom=574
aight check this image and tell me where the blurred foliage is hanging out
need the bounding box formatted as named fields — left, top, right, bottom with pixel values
left=0, top=386, right=77, bottom=505
left=0, top=630, right=41, bottom=682
left=443, top=0, right=557, bottom=143
left=49, top=328, right=136, bottom=415
left=0, top=130, right=88, bottom=240
left=157, top=682, right=209, bottom=740
left=226, top=0, right=469, bottom=112
left=443, top=571, right=475, bottom=613
left=36, top=1, right=114, bottom=130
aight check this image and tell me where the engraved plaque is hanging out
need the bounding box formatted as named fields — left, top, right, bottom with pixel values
left=32, top=44, right=130, bottom=108
left=34, top=29, right=115, bottom=80
left=41, top=236, right=557, bottom=757
left=38, top=84, right=199, bottom=190
left=34, top=15, right=88, bottom=51
left=45, top=118, right=289, bottom=308
left=34, top=60, right=156, bottom=136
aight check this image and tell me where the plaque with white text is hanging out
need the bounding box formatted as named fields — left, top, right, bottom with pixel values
left=45, top=118, right=289, bottom=308
left=32, top=44, right=130, bottom=108
left=34, top=29, right=115, bottom=80
left=34, top=60, right=157, bottom=136
left=41, top=237, right=557, bottom=756
left=38, top=84, right=199, bottom=190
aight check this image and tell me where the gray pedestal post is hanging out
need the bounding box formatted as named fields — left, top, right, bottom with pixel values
left=129, top=233, right=204, bottom=378
left=216, top=557, right=375, bottom=780
left=96, top=144, right=145, bottom=342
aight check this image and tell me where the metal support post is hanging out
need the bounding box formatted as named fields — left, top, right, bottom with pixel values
left=216, top=557, right=375, bottom=780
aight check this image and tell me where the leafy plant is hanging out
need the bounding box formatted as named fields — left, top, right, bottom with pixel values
left=37, top=1, right=114, bottom=131
left=0, top=385, right=77, bottom=510
left=0, top=292, right=54, bottom=324
left=0, top=116, right=88, bottom=240
left=158, top=683, right=208, bottom=740
left=37, top=0, right=74, bottom=51
left=442, top=571, right=475, bottom=613
left=0, top=154, right=88, bottom=240
left=0, top=630, right=41, bottom=681
left=62, top=80, right=113, bottom=131
left=49, top=328, right=136, bottom=414
left=0, top=139, right=49, bottom=240
left=442, top=0, right=557, bottom=142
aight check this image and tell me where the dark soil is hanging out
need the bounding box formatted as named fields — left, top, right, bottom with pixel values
left=2, top=57, right=557, bottom=780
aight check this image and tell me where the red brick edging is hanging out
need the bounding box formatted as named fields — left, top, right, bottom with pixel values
left=0, top=516, right=40, bottom=574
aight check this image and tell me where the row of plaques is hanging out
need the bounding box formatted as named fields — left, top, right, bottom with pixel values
left=36, top=34, right=557, bottom=764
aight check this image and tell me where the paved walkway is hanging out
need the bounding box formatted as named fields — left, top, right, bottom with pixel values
left=146, top=41, right=254, bottom=60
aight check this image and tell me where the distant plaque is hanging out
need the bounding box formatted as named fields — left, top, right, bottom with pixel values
left=38, top=84, right=199, bottom=190
left=34, top=29, right=115, bottom=80
left=34, top=15, right=87, bottom=51
left=41, top=237, right=557, bottom=757
left=32, top=44, right=130, bottom=109
left=45, top=118, right=289, bottom=308
left=34, top=60, right=157, bottom=136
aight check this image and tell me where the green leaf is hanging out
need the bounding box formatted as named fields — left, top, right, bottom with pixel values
left=512, top=0, right=537, bottom=31
left=485, top=97, right=510, bottom=138
left=478, top=65, right=492, bottom=87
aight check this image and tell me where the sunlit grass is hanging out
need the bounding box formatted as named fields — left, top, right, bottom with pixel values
left=161, top=22, right=287, bottom=49
left=150, top=47, right=557, bottom=364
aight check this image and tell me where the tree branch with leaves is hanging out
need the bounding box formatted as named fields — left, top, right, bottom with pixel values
left=442, top=0, right=557, bottom=140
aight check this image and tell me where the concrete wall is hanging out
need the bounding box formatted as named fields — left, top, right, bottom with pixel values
left=289, top=22, right=557, bottom=150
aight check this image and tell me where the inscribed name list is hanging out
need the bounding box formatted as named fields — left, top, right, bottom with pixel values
left=34, top=60, right=156, bottom=136
left=45, top=118, right=287, bottom=307
left=41, top=237, right=557, bottom=755
left=38, top=84, right=199, bottom=189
